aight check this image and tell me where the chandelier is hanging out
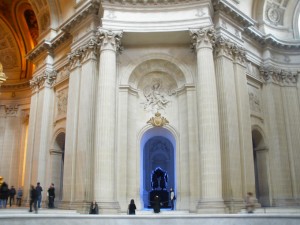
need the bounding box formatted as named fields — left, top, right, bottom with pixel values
left=0, top=62, right=7, bottom=85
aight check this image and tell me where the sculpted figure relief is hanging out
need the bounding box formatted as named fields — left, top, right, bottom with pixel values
left=143, top=79, right=169, bottom=112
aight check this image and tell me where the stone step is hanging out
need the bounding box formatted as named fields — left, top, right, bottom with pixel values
left=0, top=208, right=78, bottom=214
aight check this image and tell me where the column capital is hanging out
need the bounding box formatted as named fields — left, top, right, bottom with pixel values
left=190, top=27, right=216, bottom=51
left=29, top=69, right=57, bottom=92
left=96, top=28, right=123, bottom=53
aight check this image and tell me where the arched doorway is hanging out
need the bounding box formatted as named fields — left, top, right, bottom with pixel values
left=252, top=129, right=270, bottom=207
left=51, top=132, right=65, bottom=200
left=140, top=127, right=176, bottom=209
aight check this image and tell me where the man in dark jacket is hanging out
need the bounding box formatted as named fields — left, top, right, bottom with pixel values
left=0, top=182, right=9, bottom=208
left=29, top=185, right=38, bottom=213
left=9, top=186, right=16, bottom=207
left=47, top=183, right=55, bottom=208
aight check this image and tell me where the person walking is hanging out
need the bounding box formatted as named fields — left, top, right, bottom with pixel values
left=9, top=186, right=16, bottom=207
left=153, top=195, right=161, bottom=213
left=47, top=183, right=55, bottom=208
left=128, top=199, right=136, bottom=215
left=36, top=182, right=43, bottom=208
left=29, top=185, right=38, bottom=213
left=16, top=187, right=23, bottom=207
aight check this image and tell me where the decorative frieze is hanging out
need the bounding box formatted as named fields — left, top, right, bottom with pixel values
left=30, top=69, right=57, bottom=92
left=259, top=66, right=298, bottom=85
left=1, top=105, right=19, bottom=117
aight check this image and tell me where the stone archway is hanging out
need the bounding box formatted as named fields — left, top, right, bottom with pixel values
left=252, top=129, right=270, bottom=207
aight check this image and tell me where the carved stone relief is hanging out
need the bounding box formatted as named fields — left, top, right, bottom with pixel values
left=3, top=105, right=19, bottom=117
left=249, top=92, right=262, bottom=113
left=139, top=72, right=176, bottom=113
left=265, top=1, right=284, bottom=26
left=56, top=89, right=68, bottom=117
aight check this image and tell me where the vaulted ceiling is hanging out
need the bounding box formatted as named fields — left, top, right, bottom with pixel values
left=0, top=0, right=299, bottom=92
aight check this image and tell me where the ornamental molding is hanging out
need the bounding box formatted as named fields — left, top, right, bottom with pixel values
left=30, top=69, right=57, bottom=91
left=147, top=112, right=169, bottom=127
left=0, top=81, right=30, bottom=91
left=102, top=0, right=200, bottom=5
left=259, top=66, right=298, bottom=85
left=61, top=0, right=100, bottom=32
left=245, top=27, right=300, bottom=50
left=190, top=27, right=216, bottom=50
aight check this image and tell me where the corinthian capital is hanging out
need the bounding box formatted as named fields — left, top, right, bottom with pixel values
left=96, top=28, right=123, bottom=53
left=190, top=27, right=216, bottom=50
left=30, top=69, right=57, bottom=92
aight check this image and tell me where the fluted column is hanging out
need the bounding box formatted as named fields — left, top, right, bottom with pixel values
left=94, top=29, right=122, bottom=213
left=190, top=27, right=225, bottom=213
left=214, top=37, right=243, bottom=212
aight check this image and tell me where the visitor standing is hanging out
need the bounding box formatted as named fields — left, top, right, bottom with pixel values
left=36, top=182, right=43, bottom=208
left=47, top=183, right=55, bottom=208
left=89, top=201, right=99, bottom=214
left=16, top=187, right=23, bottom=206
left=128, top=199, right=136, bottom=215
left=29, top=185, right=38, bottom=213
left=169, top=188, right=176, bottom=210
left=9, top=186, right=16, bottom=207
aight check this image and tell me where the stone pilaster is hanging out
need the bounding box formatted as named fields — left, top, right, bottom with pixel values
left=74, top=38, right=98, bottom=202
left=260, top=67, right=296, bottom=206
left=22, top=56, right=57, bottom=202
left=93, top=28, right=122, bottom=213
left=214, top=36, right=243, bottom=212
left=232, top=46, right=256, bottom=205
left=63, top=53, right=82, bottom=203
left=190, top=27, right=225, bottom=213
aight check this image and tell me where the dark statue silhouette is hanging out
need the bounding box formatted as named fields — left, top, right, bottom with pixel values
left=149, top=167, right=169, bottom=208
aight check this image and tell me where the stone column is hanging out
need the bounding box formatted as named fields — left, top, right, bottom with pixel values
left=214, top=37, right=243, bottom=212
left=190, top=27, right=225, bottom=213
left=93, top=29, right=122, bottom=213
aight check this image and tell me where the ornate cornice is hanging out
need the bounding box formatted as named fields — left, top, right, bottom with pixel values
left=259, top=66, right=299, bottom=85
left=30, top=69, right=57, bottom=92
left=190, top=27, right=216, bottom=50
left=60, top=0, right=100, bottom=32
left=245, top=27, right=300, bottom=50
left=212, top=0, right=255, bottom=28
left=27, top=32, right=71, bottom=61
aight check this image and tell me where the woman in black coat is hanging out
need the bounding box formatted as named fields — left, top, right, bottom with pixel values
left=128, top=199, right=136, bottom=215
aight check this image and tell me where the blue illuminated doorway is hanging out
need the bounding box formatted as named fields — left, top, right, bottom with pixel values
left=142, top=135, right=175, bottom=208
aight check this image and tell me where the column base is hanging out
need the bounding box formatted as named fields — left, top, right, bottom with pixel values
left=272, top=198, right=300, bottom=207
left=197, top=199, right=227, bottom=214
